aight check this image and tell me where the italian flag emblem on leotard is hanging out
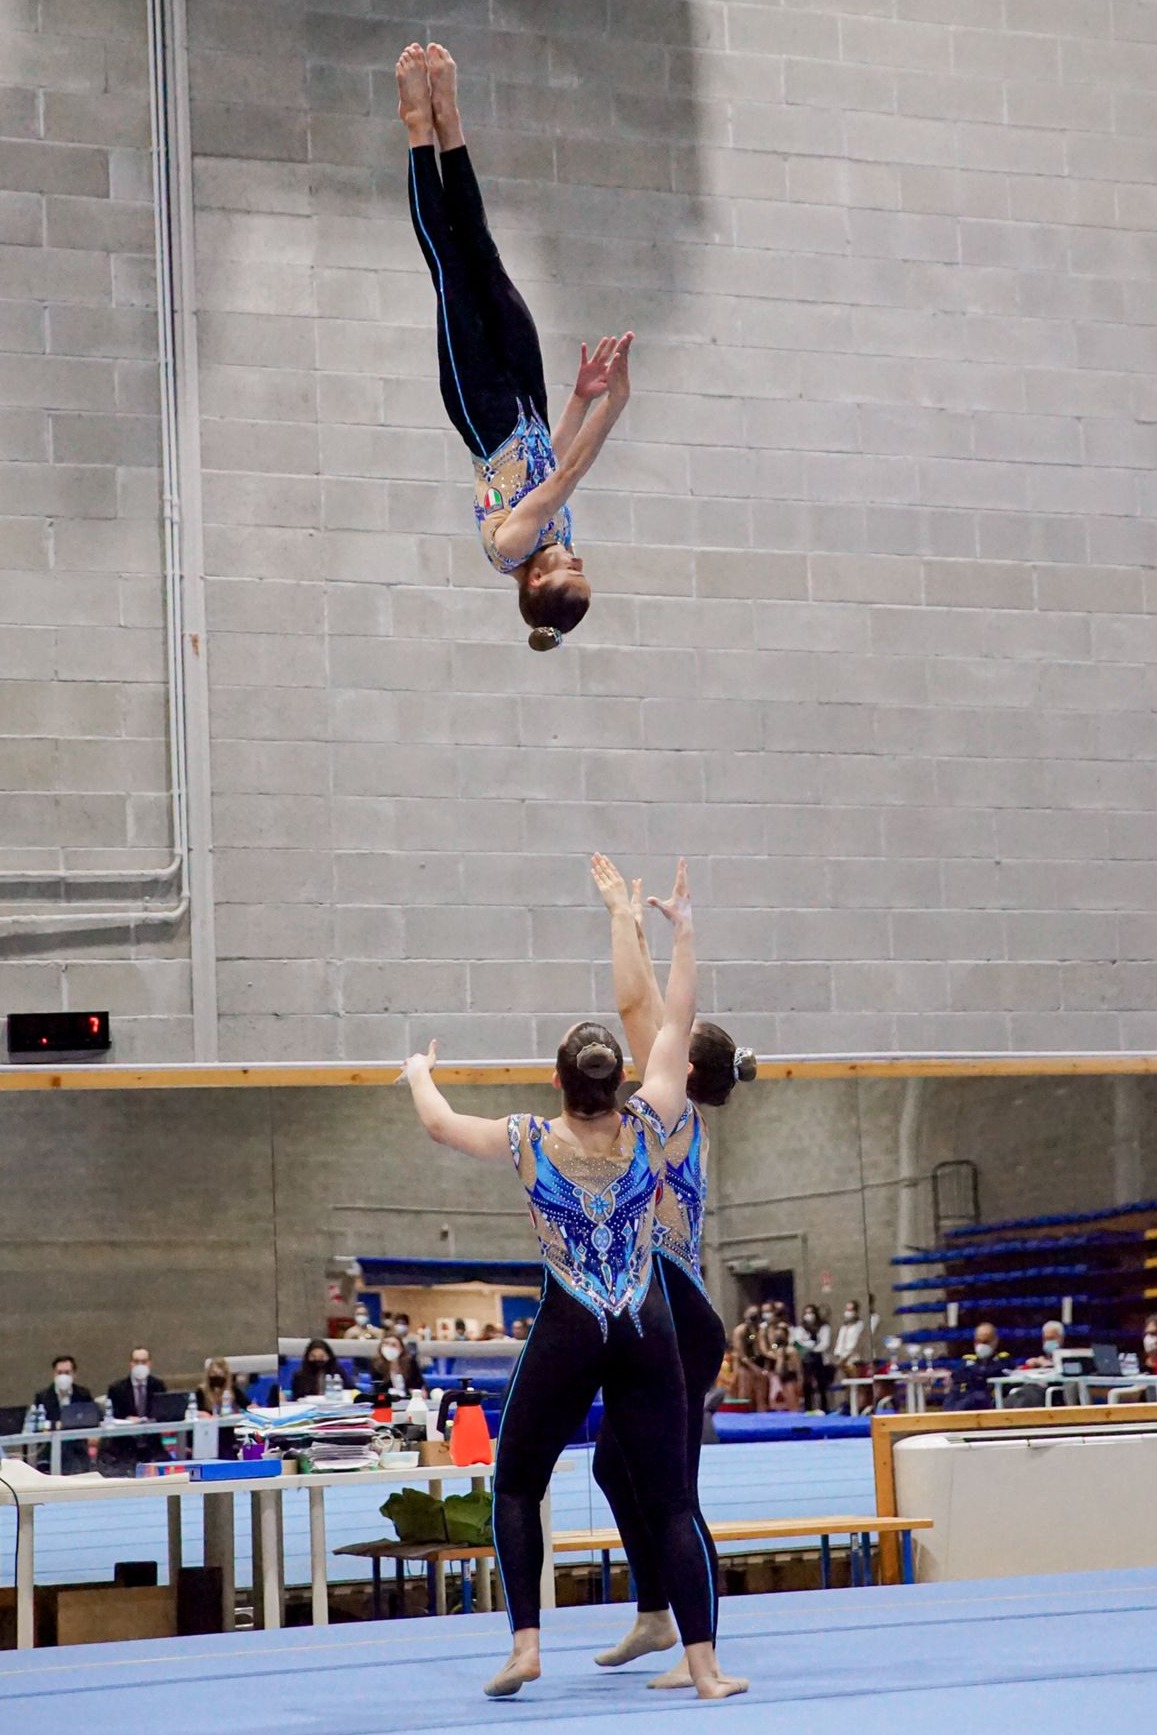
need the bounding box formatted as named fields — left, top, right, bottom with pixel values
left=482, top=487, right=503, bottom=512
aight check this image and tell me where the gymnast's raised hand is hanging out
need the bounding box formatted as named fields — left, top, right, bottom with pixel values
left=397, top=41, right=633, bottom=650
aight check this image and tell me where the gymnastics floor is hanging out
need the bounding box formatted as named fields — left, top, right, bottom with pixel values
left=2, top=1567, right=1155, bottom=1734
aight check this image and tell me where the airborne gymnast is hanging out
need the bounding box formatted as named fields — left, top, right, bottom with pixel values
left=396, top=42, right=632, bottom=649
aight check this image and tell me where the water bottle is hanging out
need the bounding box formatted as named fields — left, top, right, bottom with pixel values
left=221, top=1389, right=234, bottom=1417
left=23, top=1405, right=36, bottom=1436
left=34, top=1402, right=47, bottom=1434
left=185, top=1392, right=198, bottom=1424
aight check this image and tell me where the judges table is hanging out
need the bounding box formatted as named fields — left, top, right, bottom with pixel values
left=0, top=1416, right=234, bottom=1477
left=989, top=1371, right=1157, bottom=1408
left=0, top=1459, right=566, bottom=1651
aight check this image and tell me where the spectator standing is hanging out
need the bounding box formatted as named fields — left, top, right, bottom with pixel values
left=833, top=1301, right=867, bottom=1373
left=793, top=1306, right=832, bottom=1412
left=731, top=1306, right=770, bottom=1412
left=766, top=1325, right=803, bottom=1412
left=344, top=1305, right=382, bottom=1341
left=32, top=1356, right=94, bottom=1475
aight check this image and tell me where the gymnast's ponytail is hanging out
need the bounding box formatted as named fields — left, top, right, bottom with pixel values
left=688, top=1022, right=757, bottom=1108
left=557, top=1022, right=624, bottom=1117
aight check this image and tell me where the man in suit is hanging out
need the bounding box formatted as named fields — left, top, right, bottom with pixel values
left=100, top=1346, right=168, bottom=1475
left=32, top=1355, right=95, bottom=1474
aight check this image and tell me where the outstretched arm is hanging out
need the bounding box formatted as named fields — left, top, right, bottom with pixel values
left=551, top=336, right=617, bottom=463
left=400, top=1041, right=510, bottom=1161
left=635, top=859, right=695, bottom=1134
left=493, top=333, right=632, bottom=566
left=591, top=854, right=664, bottom=1076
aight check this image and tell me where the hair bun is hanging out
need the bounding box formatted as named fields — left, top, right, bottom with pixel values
left=528, top=626, right=563, bottom=652
left=733, top=1046, right=758, bottom=1084
left=576, top=1041, right=618, bottom=1079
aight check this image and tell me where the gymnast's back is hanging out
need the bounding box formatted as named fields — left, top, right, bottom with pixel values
left=506, top=1096, right=668, bottom=1329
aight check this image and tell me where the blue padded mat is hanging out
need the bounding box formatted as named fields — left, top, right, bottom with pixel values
left=2, top=1568, right=1156, bottom=1734
left=715, top=1411, right=870, bottom=1441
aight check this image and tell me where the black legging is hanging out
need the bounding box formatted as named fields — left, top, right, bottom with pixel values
left=407, top=144, right=548, bottom=457
left=494, top=1270, right=715, bottom=1646
left=592, top=1255, right=727, bottom=1639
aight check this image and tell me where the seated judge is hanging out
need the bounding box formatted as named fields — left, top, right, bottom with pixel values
left=101, top=1346, right=168, bottom=1473
left=32, top=1355, right=95, bottom=1474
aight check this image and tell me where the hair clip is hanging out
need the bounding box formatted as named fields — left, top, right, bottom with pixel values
left=528, top=626, right=563, bottom=652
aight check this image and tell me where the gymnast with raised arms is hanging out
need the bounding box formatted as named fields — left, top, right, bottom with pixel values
left=396, top=42, right=632, bottom=650
left=400, top=861, right=747, bottom=1701
left=589, top=852, right=757, bottom=1686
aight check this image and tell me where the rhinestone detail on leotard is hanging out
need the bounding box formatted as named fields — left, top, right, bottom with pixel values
left=507, top=1096, right=666, bottom=1336
left=653, top=1101, right=711, bottom=1300
left=472, top=404, right=574, bottom=576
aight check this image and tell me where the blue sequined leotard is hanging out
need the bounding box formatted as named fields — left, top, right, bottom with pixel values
left=653, top=1102, right=711, bottom=1301
left=507, top=1096, right=667, bottom=1335
left=473, top=404, right=574, bottom=576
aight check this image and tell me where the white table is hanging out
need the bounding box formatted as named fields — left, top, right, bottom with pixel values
left=0, top=1416, right=235, bottom=1477
left=0, top=1459, right=568, bottom=1650
left=841, top=1372, right=936, bottom=1415
left=990, top=1371, right=1157, bottom=1408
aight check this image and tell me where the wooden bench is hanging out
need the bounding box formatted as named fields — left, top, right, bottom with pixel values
left=335, top=1514, right=932, bottom=1618
left=553, top=1515, right=933, bottom=1600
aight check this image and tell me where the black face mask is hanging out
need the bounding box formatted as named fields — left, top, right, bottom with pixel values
left=308, top=1360, right=327, bottom=1371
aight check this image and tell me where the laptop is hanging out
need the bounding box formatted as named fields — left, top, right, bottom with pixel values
left=1091, top=1343, right=1122, bottom=1376
left=0, top=1404, right=28, bottom=1439
left=60, top=1400, right=104, bottom=1430
left=150, top=1391, right=194, bottom=1424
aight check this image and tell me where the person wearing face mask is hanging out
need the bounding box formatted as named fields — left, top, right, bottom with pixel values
left=792, top=1305, right=833, bottom=1412
left=1142, top=1315, right=1157, bottom=1376
left=942, top=1322, right=1008, bottom=1412
left=1003, top=1321, right=1067, bottom=1409
left=289, top=1338, right=356, bottom=1401
left=344, top=1305, right=383, bottom=1341
left=371, top=1332, right=427, bottom=1402
left=101, top=1347, right=168, bottom=1473
left=31, top=1356, right=94, bottom=1474
left=731, top=1307, right=771, bottom=1413
left=195, top=1356, right=248, bottom=1458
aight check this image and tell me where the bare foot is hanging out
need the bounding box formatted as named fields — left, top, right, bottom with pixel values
left=426, top=41, right=464, bottom=151
left=595, top=1610, right=679, bottom=1667
left=484, top=1650, right=541, bottom=1699
left=395, top=42, right=433, bottom=144
left=696, top=1674, right=750, bottom=1700
left=648, top=1656, right=694, bottom=1689
left=686, top=1641, right=750, bottom=1700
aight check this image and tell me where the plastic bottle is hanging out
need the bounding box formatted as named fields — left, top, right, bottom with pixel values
left=104, top=1396, right=114, bottom=1423
left=34, top=1402, right=47, bottom=1434
left=427, top=1389, right=445, bottom=1440
left=221, top=1389, right=234, bottom=1417
left=185, top=1392, right=198, bottom=1424
left=405, top=1390, right=428, bottom=1436
left=23, top=1405, right=36, bottom=1436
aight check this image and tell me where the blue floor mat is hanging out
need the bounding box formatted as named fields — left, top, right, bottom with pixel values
left=1, top=1569, right=1156, bottom=1735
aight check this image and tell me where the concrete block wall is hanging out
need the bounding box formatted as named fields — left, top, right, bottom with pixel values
left=5, top=0, right=1157, bottom=1060
left=0, top=0, right=185, bottom=1057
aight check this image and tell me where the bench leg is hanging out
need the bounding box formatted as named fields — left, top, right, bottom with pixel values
left=461, top=1561, right=473, bottom=1615
left=371, top=1558, right=382, bottom=1621
left=849, top=1537, right=861, bottom=1588
left=601, top=1550, right=612, bottom=1605
left=428, top=1557, right=440, bottom=1616
left=859, top=1533, right=872, bottom=1587
left=395, top=1556, right=405, bottom=1618
left=819, top=1535, right=831, bottom=1590
left=901, top=1529, right=914, bottom=1586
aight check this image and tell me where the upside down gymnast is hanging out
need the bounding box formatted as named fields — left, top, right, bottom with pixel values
left=396, top=42, right=632, bottom=651
left=400, top=862, right=748, bottom=1700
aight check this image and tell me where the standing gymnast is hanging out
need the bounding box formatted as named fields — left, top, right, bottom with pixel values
left=396, top=42, right=632, bottom=649
left=589, top=852, right=757, bottom=1687
left=401, top=863, right=747, bottom=1701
